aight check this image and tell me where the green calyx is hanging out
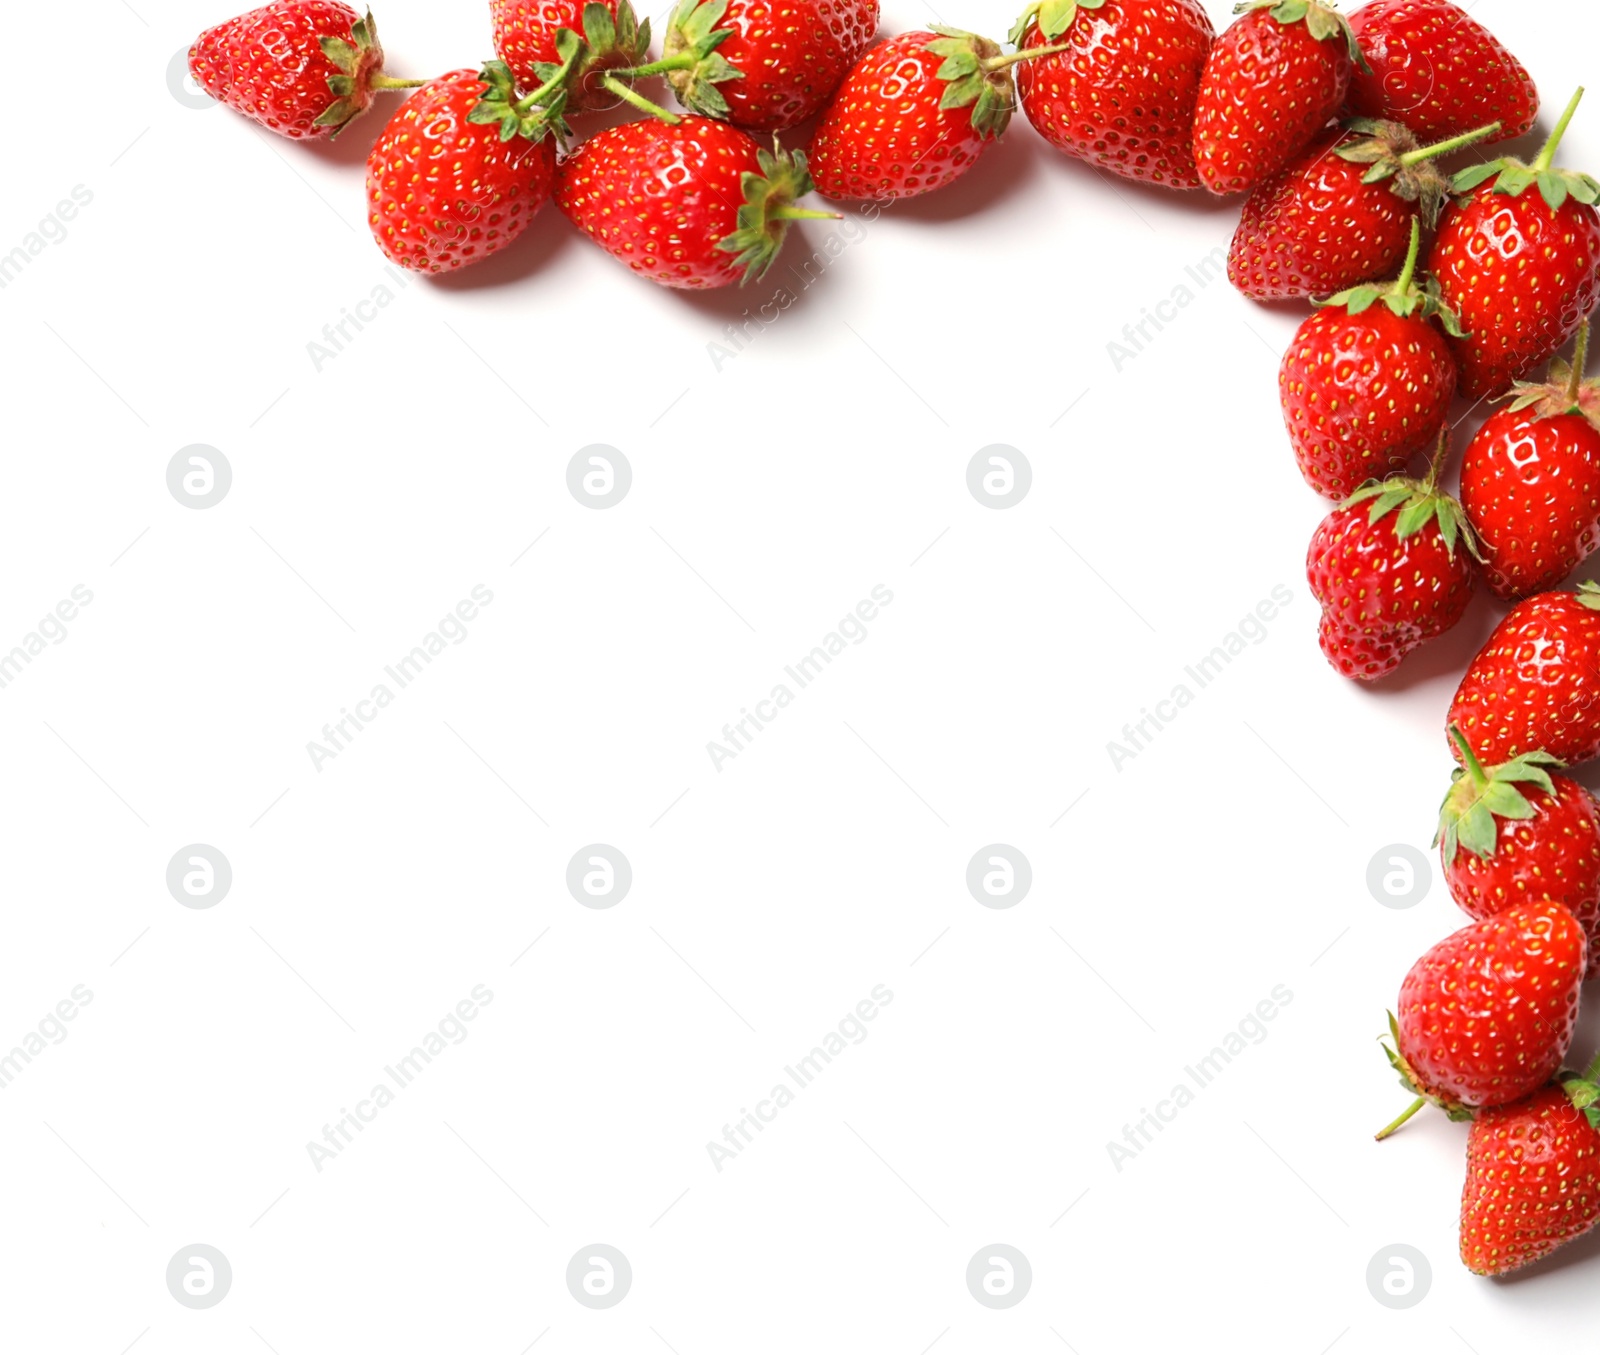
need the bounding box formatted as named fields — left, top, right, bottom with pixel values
left=314, top=10, right=424, bottom=133
left=1342, top=437, right=1484, bottom=563
left=1005, top=0, right=1105, bottom=46
left=1376, top=1013, right=1471, bottom=1140
left=1235, top=0, right=1370, bottom=74
left=1581, top=580, right=1600, bottom=613
left=1452, top=88, right=1600, bottom=211
left=1434, top=726, right=1564, bottom=863
left=716, top=143, right=841, bottom=284
left=924, top=27, right=1074, bottom=140
left=530, top=0, right=655, bottom=116
left=1336, top=118, right=1501, bottom=228
left=467, top=56, right=570, bottom=144
left=1504, top=321, right=1600, bottom=430
left=1563, top=1064, right=1600, bottom=1130
left=1319, top=219, right=1466, bottom=336
left=623, top=0, right=745, bottom=121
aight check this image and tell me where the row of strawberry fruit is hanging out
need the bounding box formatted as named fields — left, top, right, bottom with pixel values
left=1211, top=1, right=1600, bottom=1286
left=191, top=0, right=1567, bottom=288
left=190, top=0, right=1600, bottom=1276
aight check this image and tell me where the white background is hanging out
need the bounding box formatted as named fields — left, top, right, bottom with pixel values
left=3, top=0, right=1600, bottom=1349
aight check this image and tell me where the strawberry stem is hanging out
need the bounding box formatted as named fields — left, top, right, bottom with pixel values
left=769, top=205, right=843, bottom=221
left=982, top=39, right=1074, bottom=71
left=1394, top=219, right=1421, bottom=295
left=1398, top=121, right=1502, bottom=167
left=1375, top=1096, right=1427, bottom=1141
left=599, top=73, right=681, bottom=122
left=514, top=55, right=578, bottom=113
left=369, top=74, right=427, bottom=91
left=1450, top=725, right=1489, bottom=789
left=1572, top=321, right=1592, bottom=404
left=608, top=53, right=695, bottom=79
left=1534, top=87, right=1586, bottom=174
left=1421, top=428, right=1452, bottom=493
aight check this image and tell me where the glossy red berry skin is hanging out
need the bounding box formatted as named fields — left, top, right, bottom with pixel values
left=1395, top=901, right=1584, bottom=1111
left=686, top=0, right=879, bottom=131
left=1462, top=408, right=1600, bottom=602
left=1449, top=588, right=1600, bottom=767
left=365, top=70, right=556, bottom=274
left=1192, top=6, right=1353, bottom=197
left=1280, top=305, right=1456, bottom=500
left=556, top=117, right=765, bottom=289
left=1229, top=132, right=1415, bottom=300
left=1307, top=499, right=1474, bottom=680
left=1444, top=774, right=1600, bottom=979
left=1346, top=0, right=1538, bottom=145
left=1429, top=186, right=1600, bottom=400
left=1013, top=0, right=1214, bottom=191
left=1462, top=1086, right=1600, bottom=1276
left=189, top=0, right=376, bottom=139
left=807, top=33, right=988, bottom=202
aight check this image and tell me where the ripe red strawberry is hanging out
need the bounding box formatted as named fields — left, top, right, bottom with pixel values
left=1462, top=325, right=1600, bottom=602
left=366, top=65, right=562, bottom=274
left=490, top=0, right=652, bottom=115
left=1230, top=118, right=1498, bottom=301
left=1279, top=223, right=1460, bottom=499
left=556, top=117, right=836, bottom=288
left=1191, top=0, right=1364, bottom=197
left=609, top=0, right=877, bottom=132
left=807, top=28, right=1069, bottom=202
left=189, top=2, right=421, bottom=139
left=1306, top=456, right=1480, bottom=679
left=1459, top=582, right=1600, bottom=774
left=1377, top=901, right=1584, bottom=1139
left=1437, top=729, right=1600, bottom=978
left=1346, top=0, right=1537, bottom=145
left=1449, top=582, right=1600, bottom=767
left=1461, top=1080, right=1600, bottom=1275
left=1006, top=0, right=1214, bottom=191
left=1429, top=90, right=1600, bottom=401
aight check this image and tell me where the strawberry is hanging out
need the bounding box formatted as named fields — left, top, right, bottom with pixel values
left=1462, top=324, right=1600, bottom=602
left=188, top=2, right=422, bottom=139
left=1437, top=729, right=1600, bottom=979
left=1006, top=0, right=1215, bottom=191
left=490, top=0, right=652, bottom=115
left=1229, top=118, right=1498, bottom=301
left=1345, top=0, right=1538, bottom=146
left=1279, top=223, right=1460, bottom=499
left=807, top=29, right=1070, bottom=202
left=556, top=117, right=837, bottom=288
left=1306, top=451, right=1480, bottom=679
left=1449, top=582, right=1600, bottom=768
left=1429, top=90, right=1600, bottom=402
left=1191, top=0, right=1365, bottom=197
left=1460, top=1079, right=1600, bottom=1276
left=366, top=64, right=563, bottom=274
left=608, top=0, right=877, bottom=132
left=1377, top=901, right=1584, bottom=1141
